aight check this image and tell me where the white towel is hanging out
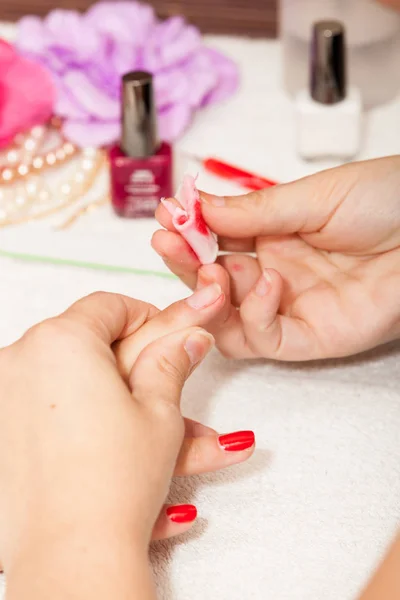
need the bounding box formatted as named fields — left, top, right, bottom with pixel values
left=0, top=257, right=399, bottom=600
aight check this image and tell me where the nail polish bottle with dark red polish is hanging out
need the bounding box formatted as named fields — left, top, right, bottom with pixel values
left=109, top=71, right=173, bottom=218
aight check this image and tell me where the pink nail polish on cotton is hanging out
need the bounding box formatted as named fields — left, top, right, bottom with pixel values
left=109, top=71, right=173, bottom=218
left=162, top=175, right=219, bottom=264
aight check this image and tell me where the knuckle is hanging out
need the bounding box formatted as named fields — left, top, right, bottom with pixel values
left=156, top=353, right=187, bottom=387
left=84, top=290, right=112, bottom=303
left=25, top=318, right=64, bottom=344
left=24, top=317, right=84, bottom=355
left=250, top=189, right=268, bottom=208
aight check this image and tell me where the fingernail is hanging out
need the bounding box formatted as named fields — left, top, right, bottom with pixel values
left=186, top=283, right=222, bottom=310
left=218, top=430, right=255, bottom=452
left=160, top=198, right=177, bottom=216
left=255, top=269, right=272, bottom=297
left=200, top=192, right=225, bottom=207
left=166, top=504, right=197, bottom=524
left=185, top=330, right=215, bottom=365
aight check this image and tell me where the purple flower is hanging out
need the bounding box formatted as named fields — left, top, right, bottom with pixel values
left=16, top=2, right=239, bottom=147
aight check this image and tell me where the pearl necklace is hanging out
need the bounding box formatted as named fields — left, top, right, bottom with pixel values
left=0, top=119, right=78, bottom=184
left=0, top=121, right=104, bottom=227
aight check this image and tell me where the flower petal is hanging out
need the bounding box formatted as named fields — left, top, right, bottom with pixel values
left=160, top=25, right=201, bottom=66
left=183, top=51, right=218, bottom=107
left=154, top=69, right=190, bottom=108
left=86, top=1, right=155, bottom=45
left=110, top=40, right=138, bottom=77
left=45, top=9, right=101, bottom=63
left=201, top=48, right=240, bottom=105
left=16, top=16, right=50, bottom=55
left=63, top=70, right=120, bottom=120
left=54, top=80, right=90, bottom=119
left=0, top=53, right=55, bottom=146
left=158, top=102, right=192, bottom=142
left=63, top=119, right=120, bottom=148
left=0, top=39, right=16, bottom=67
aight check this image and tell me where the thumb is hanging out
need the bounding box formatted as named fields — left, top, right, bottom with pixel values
left=130, top=326, right=214, bottom=442
left=124, top=327, right=214, bottom=535
left=199, top=168, right=347, bottom=238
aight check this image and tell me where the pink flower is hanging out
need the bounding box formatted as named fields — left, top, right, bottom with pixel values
left=16, top=2, right=239, bottom=148
left=0, top=39, right=55, bottom=148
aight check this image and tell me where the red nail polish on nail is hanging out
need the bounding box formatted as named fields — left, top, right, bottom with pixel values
left=219, top=430, right=255, bottom=452
left=166, top=504, right=197, bottom=524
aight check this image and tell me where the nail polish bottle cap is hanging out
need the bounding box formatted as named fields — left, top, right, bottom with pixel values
left=121, top=71, right=159, bottom=158
left=310, top=20, right=346, bottom=104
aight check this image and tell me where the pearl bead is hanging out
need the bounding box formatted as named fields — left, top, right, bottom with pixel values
left=61, top=183, right=72, bottom=196
left=24, top=138, right=37, bottom=152
left=56, top=149, right=66, bottom=161
left=15, top=194, right=26, bottom=206
left=25, top=180, right=38, bottom=196
left=31, top=126, right=44, bottom=139
left=38, top=189, right=50, bottom=204
left=46, top=153, right=56, bottom=166
left=33, top=157, right=44, bottom=170
left=6, top=150, right=19, bottom=164
left=2, top=168, right=14, bottom=182
left=64, top=143, right=75, bottom=155
left=82, top=159, right=94, bottom=171
left=18, top=164, right=29, bottom=176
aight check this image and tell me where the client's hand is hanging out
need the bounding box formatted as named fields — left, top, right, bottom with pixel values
left=153, top=156, right=400, bottom=360
left=0, top=289, right=254, bottom=600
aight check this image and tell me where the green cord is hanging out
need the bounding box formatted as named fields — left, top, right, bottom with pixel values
left=0, top=248, right=177, bottom=280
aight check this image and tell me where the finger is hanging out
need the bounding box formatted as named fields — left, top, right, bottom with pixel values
left=199, top=169, right=344, bottom=238
left=239, top=269, right=319, bottom=360
left=195, top=265, right=256, bottom=359
left=151, top=504, right=197, bottom=540
left=218, top=254, right=261, bottom=306
left=151, top=229, right=199, bottom=289
left=218, top=236, right=255, bottom=253
left=130, top=327, right=215, bottom=409
left=115, top=283, right=224, bottom=378
left=129, top=328, right=215, bottom=476
left=61, top=291, right=159, bottom=345
left=218, top=236, right=255, bottom=252
left=184, top=417, right=216, bottom=437
left=156, top=197, right=256, bottom=252
left=254, top=234, right=324, bottom=310
left=155, top=198, right=178, bottom=232
left=195, top=263, right=232, bottom=325
left=175, top=429, right=255, bottom=476
left=153, top=231, right=261, bottom=306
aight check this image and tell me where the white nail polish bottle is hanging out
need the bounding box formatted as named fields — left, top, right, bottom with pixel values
left=295, top=20, right=362, bottom=161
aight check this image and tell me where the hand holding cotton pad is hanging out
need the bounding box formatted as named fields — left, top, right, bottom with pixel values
left=161, top=175, right=219, bottom=264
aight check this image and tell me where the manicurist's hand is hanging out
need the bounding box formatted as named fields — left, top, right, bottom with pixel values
left=0, top=289, right=254, bottom=600
left=153, top=156, right=400, bottom=360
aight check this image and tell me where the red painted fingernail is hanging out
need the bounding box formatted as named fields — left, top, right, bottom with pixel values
left=166, top=504, right=197, bottom=524
left=218, top=430, right=255, bottom=452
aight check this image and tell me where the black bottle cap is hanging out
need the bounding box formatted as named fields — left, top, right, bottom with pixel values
left=121, top=71, right=158, bottom=158
left=310, top=20, right=346, bottom=104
